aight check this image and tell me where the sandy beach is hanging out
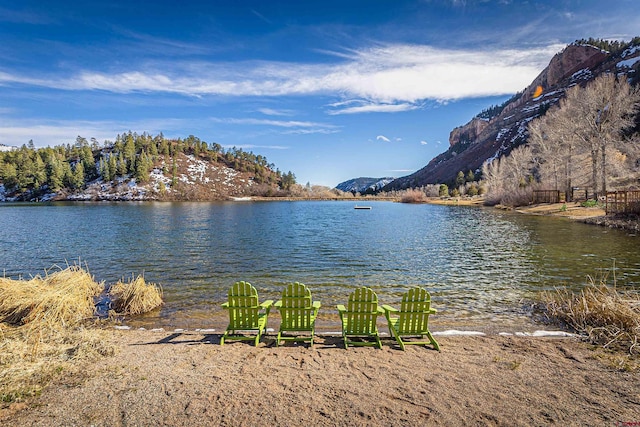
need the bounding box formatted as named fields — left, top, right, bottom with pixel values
left=3, top=328, right=639, bottom=426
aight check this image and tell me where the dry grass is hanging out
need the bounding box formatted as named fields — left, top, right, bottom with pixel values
left=0, top=266, right=165, bottom=405
left=0, top=265, right=114, bottom=403
left=110, top=275, right=163, bottom=315
left=541, top=269, right=640, bottom=355
left=0, top=266, right=103, bottom=328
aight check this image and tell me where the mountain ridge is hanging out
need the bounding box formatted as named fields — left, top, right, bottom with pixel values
left=335, top=177, right=396, bottom=194
left=383, top=38, right=640, bottom=191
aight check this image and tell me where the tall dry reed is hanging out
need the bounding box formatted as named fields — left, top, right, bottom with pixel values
left=110, top=275, right=163, bottom=315
left=541, top=269, right=640, bottom=354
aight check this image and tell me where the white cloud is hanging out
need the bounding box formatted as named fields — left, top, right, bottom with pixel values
left=376, top=135, right=391, bottom=142
left=420, top=140, right=428, bottom=145
left=0, top=118, right=189, bottom=147
left=210, top=117, right=340, bottom=135
left=0, top=43, right=564, bottom=106
left=328, top=101, right=419, bottom=115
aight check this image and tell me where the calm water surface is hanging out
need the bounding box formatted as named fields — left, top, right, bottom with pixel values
left=1, top=201, right=638, bottom=330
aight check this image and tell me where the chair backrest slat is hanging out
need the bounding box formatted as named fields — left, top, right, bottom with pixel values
left=227, top=281, right=260, bottom=329
left=344, top=287, right=378, bottom=334
left=397, top=287, right=432, bottom=334
left=279, top=282, right=316, bottom=329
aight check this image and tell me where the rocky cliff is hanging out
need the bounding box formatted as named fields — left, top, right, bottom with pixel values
left=384, top=40, right=640, bottom=190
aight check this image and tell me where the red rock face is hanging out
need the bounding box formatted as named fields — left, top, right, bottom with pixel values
left=449, top=118, right=490, bottom=148
left=546, top=45, right=608, bottom=88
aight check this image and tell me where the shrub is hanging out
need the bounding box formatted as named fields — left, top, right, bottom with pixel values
left=400, top=188, right=427, bottom=203
left=581, top=199, right=599, bottom=208
left=438, top=184, right=449, bottom=197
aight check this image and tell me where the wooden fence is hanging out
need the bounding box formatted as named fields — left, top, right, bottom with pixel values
left=606, top=191, right=640, bottom=215
left=570, top=187, right=595, bottom=202
left=533, top=187, right=596, bottom=204
left=532, top=190, right=563, bottom=204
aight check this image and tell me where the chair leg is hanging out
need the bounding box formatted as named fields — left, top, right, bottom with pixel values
left=398, top=336, right=405, bottom=351
left=426, top=331, right=440, bottom=351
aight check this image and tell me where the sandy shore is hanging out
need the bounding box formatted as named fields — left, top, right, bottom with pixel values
left=3, top=329, right=639, bottom=426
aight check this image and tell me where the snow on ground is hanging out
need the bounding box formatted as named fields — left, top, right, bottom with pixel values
left=622, top=44, right=640, bottom=58
left=570, top=68, right=593, bottom=82
left=617, top=56, right=640, bottom=68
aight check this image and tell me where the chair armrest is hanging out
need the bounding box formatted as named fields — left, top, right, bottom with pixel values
left=429, top=308, right=437, bottom=314
left=376, top=306, right=385, bottom=314
left=381, top=304, right=398, bottom=313
left=274, top=300, right=282, bottom=308
left=221, top=302, right=229, bottom=309
left=312, top=301, right=321, bottom=309
left=336, top=304, right=346, bottom=313
left=261, top=300, right=274, bottom=309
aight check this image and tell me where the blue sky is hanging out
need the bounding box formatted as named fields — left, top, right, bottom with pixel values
left=1, top=1, right=638, bottom=186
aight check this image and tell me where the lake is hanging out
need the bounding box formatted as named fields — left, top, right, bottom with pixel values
left=1, top=201, right=638, bottom=331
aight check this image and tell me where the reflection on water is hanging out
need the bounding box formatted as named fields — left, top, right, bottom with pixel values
left=1, top=201, right=638, bottom=330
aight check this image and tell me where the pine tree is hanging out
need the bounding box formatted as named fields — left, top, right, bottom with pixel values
left=47, top=158, right=64, bottom=191
left=72, top=162, right=85, bottom=189
left=135, top=151, right=150, bottom=183
left=117, top=153, right=127, bottom=177
left=124, top=133, right=136, bottom=173
left=108, top=154, right=117, bottom=180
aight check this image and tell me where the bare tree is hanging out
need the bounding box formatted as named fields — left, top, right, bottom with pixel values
left=563, top=74, right=640, bottom=195
left=529, top=113, right=563, bottom=190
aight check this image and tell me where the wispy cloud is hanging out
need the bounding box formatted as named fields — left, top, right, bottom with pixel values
left=250, top=9, right=273, bottom=25
left=0, top=6, right=53, bottom=24
left=0, top=118, right=190, bottom=147
left=376, top=135, right=391, bottom=142
left=257, top=108, right=295, bottom=116
left=0, top=43, right=564, bottom=106
left=210, top=117, right=340, bottom=135
left=327, top=100, right=419, bottom=115
left=420, top=140, right=428, bottom=145
left=223, top=144, right=288, bottom=150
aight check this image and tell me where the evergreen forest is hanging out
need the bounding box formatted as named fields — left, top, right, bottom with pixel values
left=0, top=132, right=296, bottom=200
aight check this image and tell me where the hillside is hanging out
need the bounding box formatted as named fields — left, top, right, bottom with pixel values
left=384, top=38, right=640, bottom=190
left=0, top=133, right=294, bottom=202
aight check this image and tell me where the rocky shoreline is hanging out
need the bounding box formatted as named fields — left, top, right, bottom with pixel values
left=581, top=213, right=640, bottom=232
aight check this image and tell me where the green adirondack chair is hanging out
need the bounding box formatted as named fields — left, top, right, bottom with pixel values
left=336, top=287, right=384, bottom=349
left=220, top=281, right=273, bottom=346
left=382, top=287, right=440, bottom=351
left=274, top=282, right=321, bottom=346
